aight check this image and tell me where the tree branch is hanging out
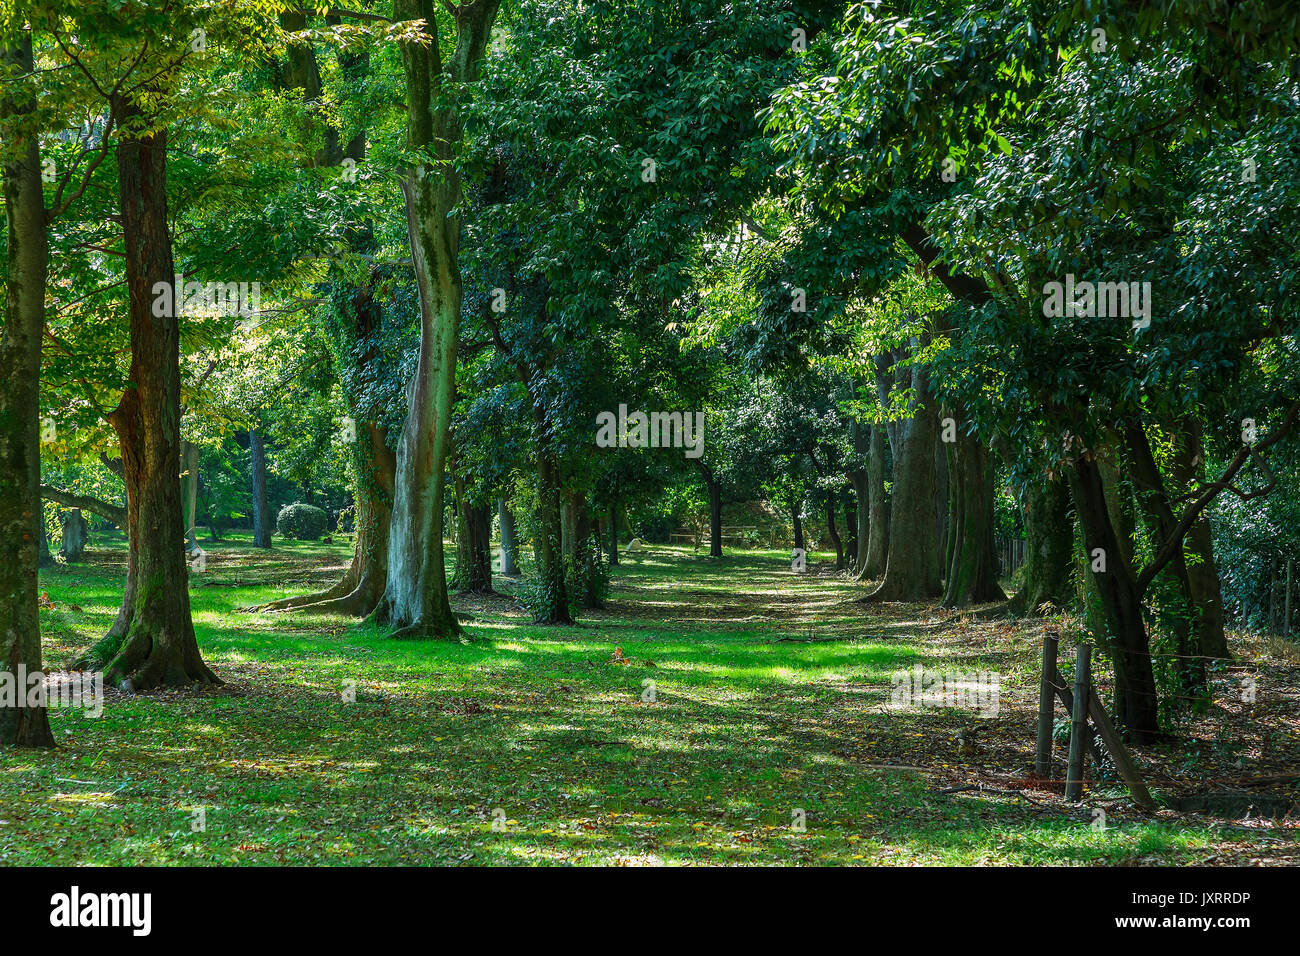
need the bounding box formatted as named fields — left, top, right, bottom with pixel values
left=41, top=486, right=127, bottom=529
left=1138, top=397, right=1300, bottom=592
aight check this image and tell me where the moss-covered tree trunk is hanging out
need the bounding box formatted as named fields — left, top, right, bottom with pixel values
left=1006, top=472, right=1073, bottom=615
left=0, top=32, right=54, bottom=746
left=1069, top=455, right=1160, bottom=742
left=77, top=99, right=218, bottom=689
left=531, top=445, right=572, bottom=624
left=941, top=432, right=1006, bottom=607
left=259, top=423, right=394, bottom=615
left=377, top=0, right=500, bottom=639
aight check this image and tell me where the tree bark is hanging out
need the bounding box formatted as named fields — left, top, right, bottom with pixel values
left=826, top=490, right=844, bottom=571
left=257, top=423, right=394, bottom=615
left=1168, top=417, right=1228, bottom=659
left=500, top=498, right=520, bottom=575
left=702, top=467, right=723, bottom=558
left=842, top=486, right=857, bottom=570
left=0, top=31, right=55, bottom=745
left=863, top=352, right=943, bottom=602
left=941, top=431, right=1006, bottom=607
left=377, top=0, right=501, bottom=638
left=59, top=510, right=88, bottom=562
left=182, top=440, right=199, bottom=550
left=1068, top=455, right=1160, bottom=742
left=531, top=446, right=572, bottom=624
left=791, top=498, right=805, bottom=553
left=1006, top=472, right=1074, bottom=615
left=856, top=425, right=888, bottom=579
left=75, top=98, right=218, bottom=689
left=249, top=426, right=272, bottom=547
left=604, top=500, right=618, bottom=567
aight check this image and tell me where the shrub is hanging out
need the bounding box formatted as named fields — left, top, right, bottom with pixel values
left=276, top=502, right=327, bottom=540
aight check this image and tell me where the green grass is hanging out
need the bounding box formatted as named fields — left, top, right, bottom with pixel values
left=3, top=540, right=1291, bottom=865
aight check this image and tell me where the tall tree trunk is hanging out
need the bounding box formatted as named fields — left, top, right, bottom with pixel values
left=1125, top=421, right=1206, bottom=695
left=1069, top=455, right=1160, bottom=742
left=182, top=440, right=199, bottom=550
left=377, top=0, right=501, bottom=638
left=249, top=426, right=272, bottom=547
left=863, top=354, right=942, bottom=602
left=826, top=490, right=844, bottom=571
left=605, top=500, right=618, bottom=567
left=842, top=486, right=857, bottom=570
left=531, top=447, right=572, bottom=624
left=500, top=498, right=520, bottom=575
left=791, top=499, right=805, bottom=553
left=1006, top=472, right=1073, bottom=615
left=941, top=432, right=1006, bottom=607
left=857, top=425, right=888, bottom=579
left=1169, top=417, right=1228, bottom=659
left=0, top=31, right=54, bottom=745
left=76, top=99, right=218, bottom=689
left=702, top=468, right=723, bottom=558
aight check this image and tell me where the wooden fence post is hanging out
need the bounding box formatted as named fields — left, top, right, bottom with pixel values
left=1036, top=631, right=1058, bottom=777
left=1065, top=643, right=1091, bottom=802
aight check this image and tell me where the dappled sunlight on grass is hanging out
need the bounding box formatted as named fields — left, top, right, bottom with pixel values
left=1, top=540, right=1292, bottom=865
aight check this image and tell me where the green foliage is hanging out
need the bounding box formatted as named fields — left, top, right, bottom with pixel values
left=276, top=502, right=328, bottom=541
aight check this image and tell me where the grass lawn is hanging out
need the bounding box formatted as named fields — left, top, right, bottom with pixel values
left=4, top=537, right=1297, bottom=865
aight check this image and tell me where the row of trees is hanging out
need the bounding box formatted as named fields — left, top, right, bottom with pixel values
left=4, top=0, right=1298, bottom=748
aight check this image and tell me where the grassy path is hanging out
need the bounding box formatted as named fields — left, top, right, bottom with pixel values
left=4, top=538, right=1296, bottom=865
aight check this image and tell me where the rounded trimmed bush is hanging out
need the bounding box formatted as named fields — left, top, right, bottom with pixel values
left=276, top=502, right=328, bottom=541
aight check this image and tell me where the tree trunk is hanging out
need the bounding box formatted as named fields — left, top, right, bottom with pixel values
left=705, top=471, right=723, bottom=558
left=1169, top=417, right=1228, bottom=658
left=76, top=100, right=218, bottom=689
left=605, top=500, right=618, bottom=567
left=454, top=497, right=494, bottom=594
left=378, top=0, right=500, bottom=639
left=500, top=498, right=520, bottom=575
left=842, top=486, right=857, bottom=570
left=1069, top=455, right=1160, bottom=742
left=857, top=425, right=888, bottom=579
left=181, top=440, right=199, bottom=550
left=1006, top=472, right=1073, bottom=616
left=531, top=447, right=572, bottom=624
left=39, top=516, right=54, bottom=569
left=863, top=354, right=942, bottom=601
left=941, top=432, right=1006, bottom=607
left=249, top=426, right=272, bottom=547
left=0, top=31, right=55, bottom=745
left=1124, top=421, right=1205, bottom=695
left=59, top=510, right=88, bottom=562
left=791, top=499, right=805, bottom=553
left=257, top=423, right=394, bottom=615
left=826, top=490, right=844, bottom=571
